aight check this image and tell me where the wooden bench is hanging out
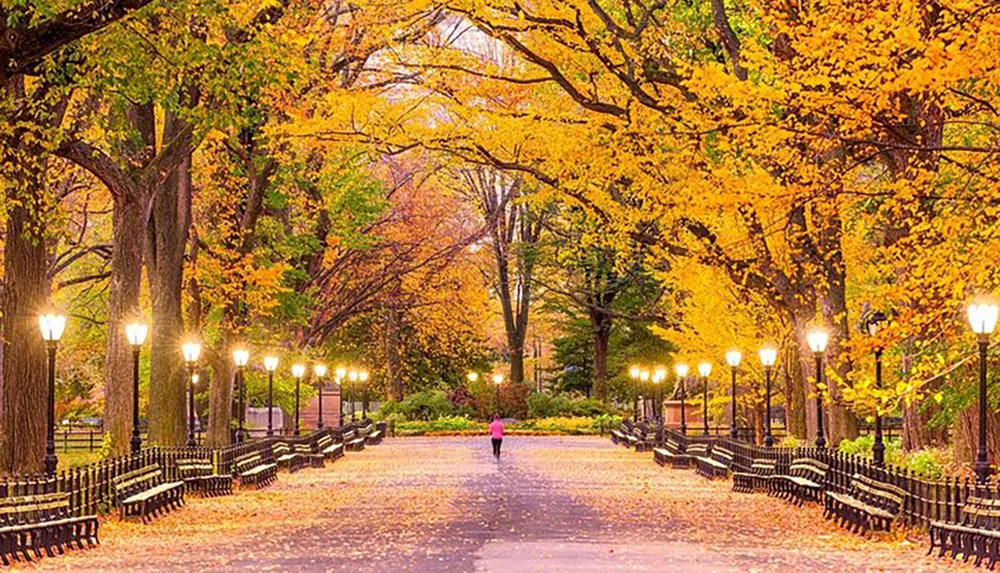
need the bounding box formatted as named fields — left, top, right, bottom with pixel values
left=695, top=445, right=734, bottom=480
left=633, top=427, right=658, bottom=452
left=610, top=425, right=629, bottom=446
left=732, top=459, right=776, bottom=493
left=316, top=434, right=345, bottom=461
left=929, top=496, right=1000, bottom=568
left=0, top=492, right=98, bottom=565
left=345, top=430, right=366, bottom=452
left=273, top=442, right=308, bottom=473
left=772, top=458, right=829, bottom=504
left=824, top=473, right=905, bottom=534
left=366, top=427, right=384, bottom=446
left=234, top=451, right=277, bottom=489
left=653, top=438, right=691, bottom=469
left=685, top=443, right=709, bottom=461
left=111, top=464, right=184, bottom=522
left=176, top=457, right=232, bottom=497
left=296, top=443, right=324, bottom=469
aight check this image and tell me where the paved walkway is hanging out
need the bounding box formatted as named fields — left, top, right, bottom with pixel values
left=28, top=436, right=967, bottom=571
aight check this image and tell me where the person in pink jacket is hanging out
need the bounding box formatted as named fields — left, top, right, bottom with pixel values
left=489, top=415, right=505, bottom=458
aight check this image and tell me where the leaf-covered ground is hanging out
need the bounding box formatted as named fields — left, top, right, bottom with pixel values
left=23, top=436, right=969, bottom=571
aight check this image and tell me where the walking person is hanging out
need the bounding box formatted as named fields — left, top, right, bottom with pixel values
left=489, top=414, right=505, bottom=458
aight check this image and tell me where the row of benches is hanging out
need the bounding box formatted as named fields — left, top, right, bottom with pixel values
left=647, top=436, right=1000, bottom=569
left=653, top=440, right=906, bottom=537
left=0, top=423, right=386, bottom=567
left=610, top=423, right=657, bottom=452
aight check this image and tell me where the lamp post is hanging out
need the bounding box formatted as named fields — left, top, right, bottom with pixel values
left=292, top=364, right=306, bottom=436
left=807, top=328, right=829, bottom=448
left=969, top=301, right=999, bottom=483
left=314, top=363, right=327, bottom=429
left=264, top=356, right=279, bottom=437
left=182, top=341, right=201, bottom=448
left=125, top=322, right=148, bottom=454
left=698, top=362, right=712, bottom=435
left=675, top=364, right=688, bottom=435
left=759, top=346, right=777, bottom=447
left=233, top=348, right=250, bottom=444
left=865, top=311, right=888, bottom=467
left=629, top=366, right=641, bottom=422
left=336, top=366, right=347, bottom=427
left=726, top=350, right=742, bottom=439
left=348, top=370, right=359, bottom=422
left=492, top=374, right=503, bottom=417
left=39, top=312, right=66, bottom=477
left=360, top=371, right=370, bottom=420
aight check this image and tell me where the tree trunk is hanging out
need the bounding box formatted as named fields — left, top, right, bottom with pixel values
left=0, top=76, right=61, bottom=473
left=146, top=115, right=192, bottom=446
left=385, top=302, right=403, bottom=401
left=782, top=344, right=807, bottom=439
left=953, top=404, right=1000, bottom=468
left=819, top=270, right=859, bottom=446
left=1, top=182, right=51, bottom=474
left=902, top=399, right=947, bottom=451
left=208, top=331, right=234, bottom=446
left=591, top=310, right=611, bottom=401
left=103, top=196, right=146, bottom=455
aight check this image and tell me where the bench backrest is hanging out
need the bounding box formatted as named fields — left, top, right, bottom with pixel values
left=750, top=459, right=777, bottom=475
left=665, top=439, right=683, bottom=453
left=177, top=457, right=215, bottom=478
left=0, top=492, right=70, bottom=525
left=851, top=473, right=906, bottom=516
left=112, top=464, right=163, bottom=501
left=294, top=444, right=313, bottom=455
left=234, top=452, right=263, bottom=474
left=686, top=443, right=709, bottom=456
left=964, top=497, right=1000, bottom=529
left=317, top=435, right=333, bottom=449
left=712, top=446, right=734, bottom=465
left=788, top=458, right=829, bottom=483
left=343, top=429, right=356, bottom=441
left=273, top=443, right=291, bottom=456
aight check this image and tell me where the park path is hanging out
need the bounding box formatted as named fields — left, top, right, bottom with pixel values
left=23, top=436, right=967, bottom=572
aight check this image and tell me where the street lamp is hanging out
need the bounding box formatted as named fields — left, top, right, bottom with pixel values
left=493, top=374, right=503, bottom=417
left=759, top=346, right=778, bottom=447
left=807, top=328, right=830, bottom=448
left=359, top=371, right=370, bottom=420
left=348, top=370, right=359, bottom=422
left=233, top=348, right=250, bottom=443
left=39, top=312, right=66, bottom=476
left=629, top=366, right=641, bottom=421
left=292, top=364, right=306, bottom=436
left=675, top=363, right=689, bottom=435
left=865, top=311, right=888, bottom=467
left=314, top=363, right=328, bottom=429
left=698, top=362, right=712, bottom=435
left=125, top=322, right=148, bottom=454
left=969, top=300, right=999, bottom=483
left=181, top=341, right=201, bottom=448
left=726, top=350, right=742, bottom=439
left=263, top=356, right=279, bottom=437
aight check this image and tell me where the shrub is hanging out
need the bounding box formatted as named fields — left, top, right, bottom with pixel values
left=570, top=398, right=611, bottom=417
left=396, top=390, right=454, bottom=421
left=527, top=393, right=554, bottom=418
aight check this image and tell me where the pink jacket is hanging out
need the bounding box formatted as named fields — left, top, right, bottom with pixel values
left=489, top=419, right=505, bottom=439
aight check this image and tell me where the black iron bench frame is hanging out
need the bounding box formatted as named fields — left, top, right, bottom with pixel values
left=0, top=492, right=98, bottom=565
left=111, top=464, right=184, bottom=522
